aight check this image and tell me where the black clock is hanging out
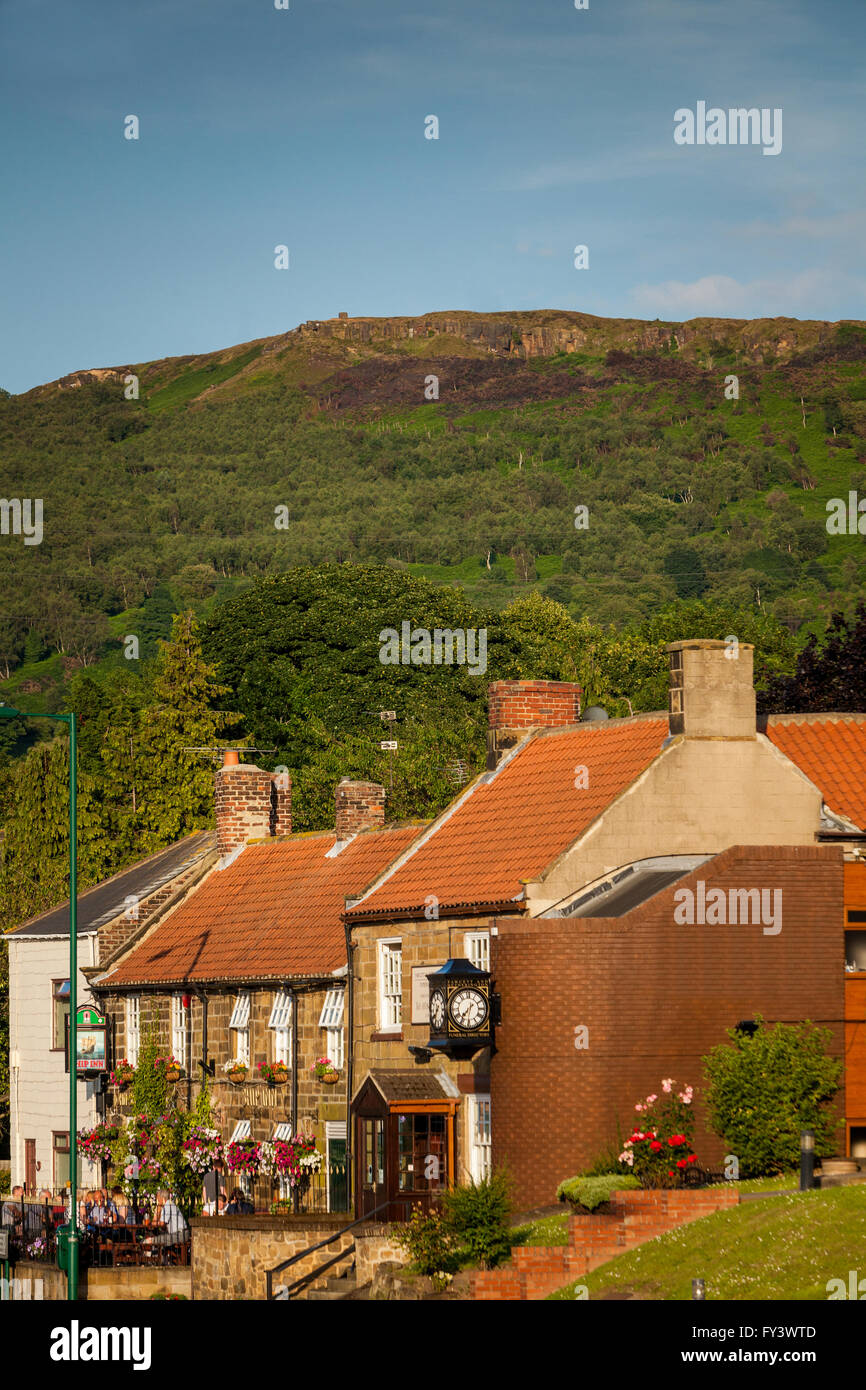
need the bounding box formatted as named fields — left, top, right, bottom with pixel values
left=427, top=957, right=492, bottom=1056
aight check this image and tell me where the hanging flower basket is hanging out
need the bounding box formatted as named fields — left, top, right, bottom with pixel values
left=226, top=1138, right=261, bottom=1177
left=256, top=1060, right=289, bottom=1086
left=312, top=1057, right=339, bottom=1084
left=222, top=1060, right=248, bottom=1085
left=110, top=1060, right=135, bottom=1090
left=155, top=1055, right=184, bottom=1083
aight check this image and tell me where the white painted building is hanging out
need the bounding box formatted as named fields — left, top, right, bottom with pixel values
left=6, top=833, right=214, bottom=1194
left=7, top=926, right=101, bottom=1192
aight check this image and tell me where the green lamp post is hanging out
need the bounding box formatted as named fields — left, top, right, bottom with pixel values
left=0, top=704, right=79, bottom=1300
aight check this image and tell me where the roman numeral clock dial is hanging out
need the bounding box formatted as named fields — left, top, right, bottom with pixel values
left=448, top=987, right=488, bottom=1031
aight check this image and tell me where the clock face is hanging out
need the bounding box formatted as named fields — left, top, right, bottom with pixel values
left=430, top=989, right=446, bottom=1032
left=448, top=987, right=489, bottom=1032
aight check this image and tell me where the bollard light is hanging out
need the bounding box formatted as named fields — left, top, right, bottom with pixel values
left=799, top=1129, right=815, bottom=1192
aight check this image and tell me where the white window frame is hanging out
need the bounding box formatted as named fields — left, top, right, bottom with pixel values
left=230, top=990, right=250, bottom=1067
left=171, top=994, right=187, bottom=1067
left=468, top=1094, right=492, bottom=1184
left=464, top=931, right=490, bottom=973
left=326, top=1026, right=344, bottom=1071
left=377, top=938, right=403, bottom=1032
left=273, top=1123, right=294, bottom=1142
left=269, top=990, right=292, bottom=1064
left=126, top=995, right=141, bottom=1067
left=229, top=1120, right=251, bottom=1144
left=318, top=989, right=344, bottom=1029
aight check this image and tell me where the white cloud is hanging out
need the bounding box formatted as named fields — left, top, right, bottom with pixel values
left=629, top=268, right=866, bottom=319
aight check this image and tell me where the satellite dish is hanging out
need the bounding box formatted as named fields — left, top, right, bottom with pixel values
left=583, top=706, right=609, bottom=722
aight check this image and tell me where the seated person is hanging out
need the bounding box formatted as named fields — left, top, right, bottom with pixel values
left=89, top=1190, right=112, bottom=1226
left=224, top=1187, right=255, bottom=1216
left=202, top=1159, right=226, bottom=1216
left=1, top=1185, right=25, bottom=1236
left=109, top=1187, right=129, bottom=1224
left=151, top=1189, right=189, bottom=1246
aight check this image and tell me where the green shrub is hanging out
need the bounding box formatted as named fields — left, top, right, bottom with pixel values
left=556, top=1174, right=640, bottom=1211
left=703, top=1017, right=842, bottom=1178
left=393, top=1204, right=456, bottom=1276
left=0, top=1168, right=11, bottom=1195
left=442, top=1171, right=513, bottom=1269
left=582, top=1142, right=630, bottom=1177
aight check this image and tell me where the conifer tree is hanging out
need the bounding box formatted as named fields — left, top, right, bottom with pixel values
left=134, top=612, right=235, bottom=844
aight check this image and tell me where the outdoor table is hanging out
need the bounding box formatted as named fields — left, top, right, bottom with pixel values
left=94, top=1222, right=168, bottom=1266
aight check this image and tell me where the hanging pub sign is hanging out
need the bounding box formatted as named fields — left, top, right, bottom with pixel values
left=75, top=1004, right=107, bottom=1075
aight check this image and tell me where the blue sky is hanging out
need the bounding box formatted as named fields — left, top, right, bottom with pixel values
left=2, top=0, right=864, bottom=392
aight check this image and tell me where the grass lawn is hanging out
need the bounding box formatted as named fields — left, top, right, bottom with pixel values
left=510, top=1213, right=569, bottom=1248
left=547, top=1186, right=866, bottom=1300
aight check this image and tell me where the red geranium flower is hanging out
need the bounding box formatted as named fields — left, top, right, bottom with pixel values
left=650, top=1141, right=663, bottom=1153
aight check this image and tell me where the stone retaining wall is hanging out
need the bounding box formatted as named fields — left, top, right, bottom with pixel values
left=190, top=1215, right=356, bottom=1299
left=9, top=1260, right=191, bottom=1301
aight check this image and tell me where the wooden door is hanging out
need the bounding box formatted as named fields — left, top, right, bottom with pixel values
left=357, top=1117, right=386, bottom=1217
left=24, top=1139, right=37, bottom=1194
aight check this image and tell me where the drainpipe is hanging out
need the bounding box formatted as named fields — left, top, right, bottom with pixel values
left=343, top=910, right=355, bottom=1216
left=197, top=988, right=209, bottom=1080
left=290, top=985, right=299, bottom=1214
left=185, top=988, right=193, bottom=1111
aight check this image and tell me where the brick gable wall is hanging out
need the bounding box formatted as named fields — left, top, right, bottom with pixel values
left=491, top=845, right=845, bottom=1210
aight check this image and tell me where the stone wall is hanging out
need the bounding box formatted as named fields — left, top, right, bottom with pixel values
left=190, top=1215, right=355, bottom=1299
left=351, top=914, right=493, bottom=1182
left=99, top=983, right=347, bottom=1199
left=10, top=1260, right=191, bottom=1301
left=354, top=1224, right=407, bottom=1285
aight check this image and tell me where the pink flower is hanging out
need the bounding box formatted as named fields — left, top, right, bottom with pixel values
left=635, top=1103, right=643, bottom=1112
left=646, top=1094, right=658, bottom=1105
left=662, top=1078, right=674, bottom=1093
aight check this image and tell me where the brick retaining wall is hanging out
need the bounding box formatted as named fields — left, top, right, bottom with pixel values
left=471, top=1188, right=739, bottom=1300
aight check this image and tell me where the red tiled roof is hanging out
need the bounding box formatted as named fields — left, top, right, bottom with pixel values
left=103, top=825, right=421, bottom=985
left=347, top=718, right=669, bottom=917
left=765, top=714, right=866, bottom=830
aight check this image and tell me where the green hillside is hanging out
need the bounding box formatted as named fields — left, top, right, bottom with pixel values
left=1, top=310, right=865, bottom=718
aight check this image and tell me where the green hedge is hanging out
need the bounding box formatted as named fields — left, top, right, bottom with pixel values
left=556, top=1174, right=640, bottom=1211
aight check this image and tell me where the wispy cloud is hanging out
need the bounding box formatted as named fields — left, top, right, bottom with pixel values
left=628, top=267, right=866, bottom=319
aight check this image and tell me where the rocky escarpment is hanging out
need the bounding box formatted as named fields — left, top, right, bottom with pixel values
left=27, top=309, right=863, bottom=402
left=288, top=309, right=846, bottom=365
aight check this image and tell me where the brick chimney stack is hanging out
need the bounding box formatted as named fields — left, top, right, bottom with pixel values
left=487, top=679, right=582, bottom=769
left=335, top=779, right=386, bottom=840
left=215, top=751, right=292, bottom=857
left=666, top=640, right=756, bottom=739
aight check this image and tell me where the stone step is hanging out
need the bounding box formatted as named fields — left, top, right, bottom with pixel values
left=307, top=1278, right=358, bottom=1301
